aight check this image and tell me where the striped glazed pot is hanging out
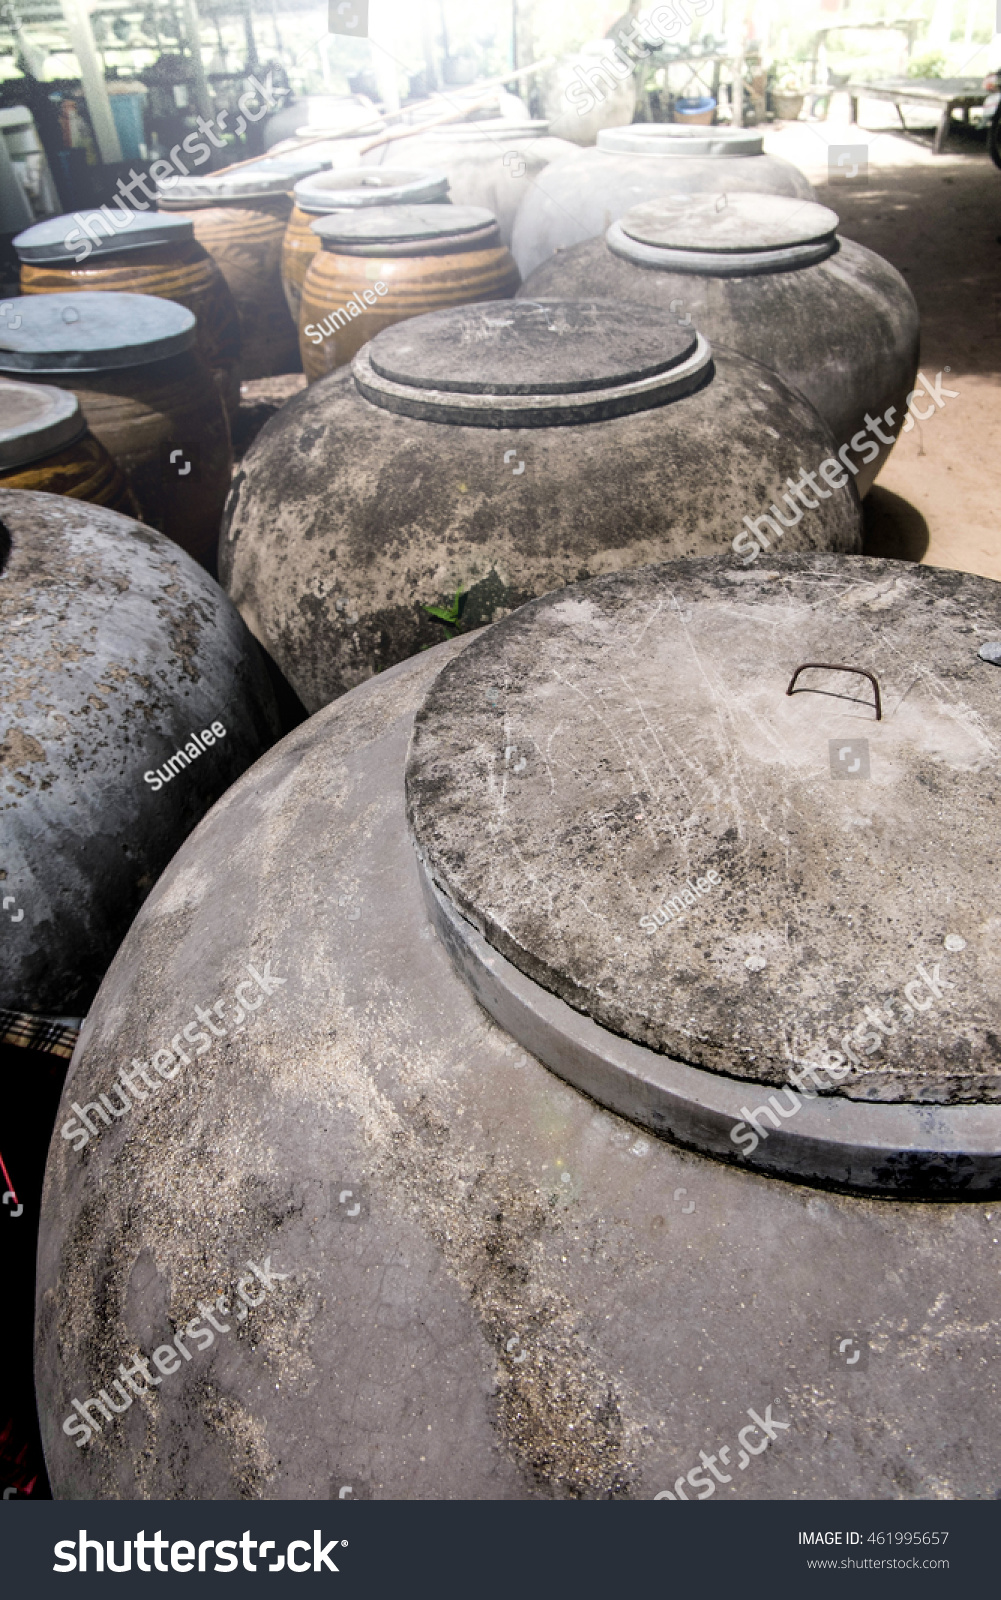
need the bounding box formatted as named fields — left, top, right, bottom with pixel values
left=19, top=239, right=242, bottom=422
left=0, top=430, right=139, bottom=515
left=281, top=167, right=450, bottom=324
left=158, top=195, right=300, bottom=380
left=299, top=204, right=519, bottom=384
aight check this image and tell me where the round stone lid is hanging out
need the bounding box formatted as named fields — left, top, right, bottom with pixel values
left=597, top=124, right=764, bottom=157
left=608, top=193, right=840, bottom=275
left=293, top=166, right=449, bottom=214
left=157, top=155, right=328, bottom=206
left=311, top=202, right=494, bottom=248
left=14, top=209, right=194, bottom=263
left=407, top=556, right=1001, bottom=1108
left=354, top=299, right=711, bottom=426
left=0, top=378, right=85, bottom=465
left=0, top=292, right=196, bottom=372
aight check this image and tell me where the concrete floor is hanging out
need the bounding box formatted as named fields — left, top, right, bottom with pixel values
left=766, top=101, right=1001, bottom=582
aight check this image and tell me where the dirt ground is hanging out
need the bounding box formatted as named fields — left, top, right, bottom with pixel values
left=766, top=100, right=1001, bottom=581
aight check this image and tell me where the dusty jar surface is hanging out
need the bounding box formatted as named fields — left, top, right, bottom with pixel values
left=298, top=204, right=520, bottom=383
left=520, top=192, right=921, bottom=499
left=32, top=615, right=1001, bottom=1502
left=0, top=488, right=280, bottom=1016
left=222, top=298, right=862, bottom=710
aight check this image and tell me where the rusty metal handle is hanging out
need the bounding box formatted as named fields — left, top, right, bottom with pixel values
left=786, top=662, right=882, bottom=721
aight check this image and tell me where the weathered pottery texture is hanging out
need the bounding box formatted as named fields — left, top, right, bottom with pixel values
left=520, top=193, right=920, bottom=498
left=33, top=585, right=1001, bottom=1503
left=0, top=489, right=280, bottom=1016
left=221, top=299, right=862, bottom=710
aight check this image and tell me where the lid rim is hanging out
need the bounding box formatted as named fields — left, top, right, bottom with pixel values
left=353, top=332, right=713, bottom=427
left=310, top=202, right=496, bottom=246
left=606, top=218, right=839, bottom=276
left=420, top=865, right=1001, bottom=1198
left=15, top=211, right=194, bottom=263
left=597, top=124, right=764, bottom=157
left=0, top=379, right=86, bottom=467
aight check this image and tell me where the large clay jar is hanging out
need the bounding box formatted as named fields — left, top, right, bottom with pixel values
left=298, top=206, right=520, bottom=383
left=521, top=193, right=921, bottom=499
left=282, top=166, right=450, bottom=323
left=14, top=209, right=243, bottom=422
left=364, top=120, right=577, bottom=247
left=511, top=124, right=816, bottom=279
left=156, top=156, right=331, bottom=380
left=222, top=299, right=862, bottom=710
left=0, top=488, right=280, bottom=1018
left=34, top=555, right=1001, bottom=1501
left=0, top=378, right=137, bottom=514
left=0, top=292, right=232, bottom=571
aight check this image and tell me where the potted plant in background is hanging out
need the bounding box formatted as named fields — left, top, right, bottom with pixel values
left=770, top=63, right=806, bottom=121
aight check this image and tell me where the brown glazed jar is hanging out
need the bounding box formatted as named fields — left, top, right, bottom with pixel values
left=14, top=210, right=242, bottom=422
left=157, top=157, right=330, bottom=380
left=0, top=292, right=231, bottom=571
left=299, top=204, right=520, bottom=383
left=0, top=378, right=138, bottom=513
left=282, top=166, right=449, bottom=323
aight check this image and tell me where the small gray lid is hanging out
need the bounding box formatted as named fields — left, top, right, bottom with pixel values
left=293, top=166, right=449, bottom=215
left=14, top=208, right=194, bottom=263
left=597, top=124, right=764, bottom=157
left=608, top=192, right=839, bottom=276
left=0, top=378, right=85, bottom=466
left=354, top=298, right=712, bottom=426
left=0, top=292, right=196, bottom=372
left=157, top=153, right=329, bottom=206
left=311, top=203, right=494, bottom=247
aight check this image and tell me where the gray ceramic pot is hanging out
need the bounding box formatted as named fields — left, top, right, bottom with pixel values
left=35, top=555, right=1001, bottom=1502
left=519, top=192, right=921, bottom=498
left=510, top=125, right=816, bottom=279
left=0, top=489, right=280, bottom=1014
left=220, top=298, right=862, bottom=711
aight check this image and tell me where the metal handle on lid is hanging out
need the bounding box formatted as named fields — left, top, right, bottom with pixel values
left=786, top=662, right=882, bottom=721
